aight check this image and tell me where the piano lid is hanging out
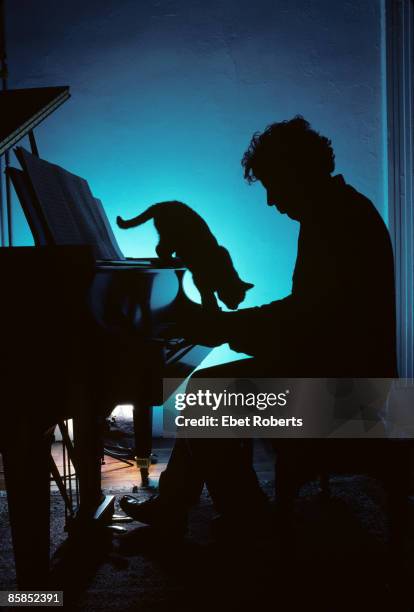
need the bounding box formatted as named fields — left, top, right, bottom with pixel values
left=0, top=86, right=70, bottom=156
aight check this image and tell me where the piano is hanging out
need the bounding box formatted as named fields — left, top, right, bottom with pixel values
left=0, top=87, right=211, bottom=588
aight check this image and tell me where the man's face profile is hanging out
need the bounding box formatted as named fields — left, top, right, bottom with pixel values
left=243, top=118, right=335, bottom=221
left=259, top=167, right=304, bottom=221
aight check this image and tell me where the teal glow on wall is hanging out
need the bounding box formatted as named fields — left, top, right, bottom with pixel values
left=7, top=0, right=384, bottom=366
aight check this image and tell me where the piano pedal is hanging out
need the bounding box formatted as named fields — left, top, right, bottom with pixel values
left=94, top=494, right=116, bottom=523
left=112, top=514, right=134, bottom=523
left=65, top=494, right=116, bottom=535
left=106, top=524, right=128, bottom=534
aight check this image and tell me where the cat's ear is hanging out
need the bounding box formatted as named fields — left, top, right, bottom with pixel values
left=242, top=281, right=254, bottom=291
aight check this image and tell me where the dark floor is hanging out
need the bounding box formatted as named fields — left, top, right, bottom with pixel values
left=1, top=439, right=414, bottom=611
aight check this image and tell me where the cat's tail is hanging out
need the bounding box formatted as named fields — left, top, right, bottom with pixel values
left=116, top=205, right=157, bottom=229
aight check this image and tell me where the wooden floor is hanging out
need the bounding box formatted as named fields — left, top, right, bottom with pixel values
left=0, top=440, right=175, bottom=494
left=0, top=438, right=275, bottom=494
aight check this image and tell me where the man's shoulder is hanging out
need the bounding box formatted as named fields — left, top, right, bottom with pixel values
left=333, top=176, right=385, bottom=226
left=333, top=175, right=371, bottom=205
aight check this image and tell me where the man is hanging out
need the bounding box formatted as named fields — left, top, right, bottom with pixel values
left=120, top=116, right=397, bottom=534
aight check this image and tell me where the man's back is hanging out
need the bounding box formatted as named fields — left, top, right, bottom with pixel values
left=289, top=175, right=397, bottom=376
left=227, top=175, right=397, bottom=378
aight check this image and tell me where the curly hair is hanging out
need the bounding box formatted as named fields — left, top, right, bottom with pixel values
left=241, top=116, right=335, bottom=183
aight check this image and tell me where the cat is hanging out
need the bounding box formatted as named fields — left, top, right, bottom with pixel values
left=116, top=200, right=253, bottom=311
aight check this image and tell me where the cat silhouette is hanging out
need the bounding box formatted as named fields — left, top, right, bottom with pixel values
left=116, top=201, right=253, bottom=311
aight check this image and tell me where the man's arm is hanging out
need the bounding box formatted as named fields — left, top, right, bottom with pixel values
left=222, top=296, right=295, bottom=355
left=176, top=296, right=295, bottom=356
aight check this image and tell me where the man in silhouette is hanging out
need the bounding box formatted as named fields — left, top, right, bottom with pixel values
left=120, top=116, right=397, bottom=533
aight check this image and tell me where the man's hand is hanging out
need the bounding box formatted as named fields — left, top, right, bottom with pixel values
left=168, top=302, right=227, bottom=347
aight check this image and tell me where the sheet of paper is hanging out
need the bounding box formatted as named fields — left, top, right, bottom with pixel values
left=15, top=147, right=125, bottom=260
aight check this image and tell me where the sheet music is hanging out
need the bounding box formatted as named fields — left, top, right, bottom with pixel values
left=93, top=197, right=125, bottom=260
left=15, top=147, right=125, bottom=260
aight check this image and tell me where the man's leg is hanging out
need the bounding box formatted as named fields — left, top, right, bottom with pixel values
left=157, top=437, right=204, bottom=506
left=184, top=358, right=271, bottom=515
left=121, top=357, right=272, bottom=527
left=185, top=436, right=268, bottom=517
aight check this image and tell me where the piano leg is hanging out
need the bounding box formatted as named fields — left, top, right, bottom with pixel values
left=71, top=411, right=115, bottom=530
left=133, top=403, right=153, bottom=486
left=2, top=425, right=53, bottom=589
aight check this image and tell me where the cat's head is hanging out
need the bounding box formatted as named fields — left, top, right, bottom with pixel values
left=216, top=247, right=254, bottom=309
left=218, top=279, right=254, bottom=310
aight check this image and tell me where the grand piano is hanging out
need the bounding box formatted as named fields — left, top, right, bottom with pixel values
left=0, top=87, right=211, bottom=588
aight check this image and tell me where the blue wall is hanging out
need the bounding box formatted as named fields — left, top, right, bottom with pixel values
left=6, top=0, right=384, bottom=364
